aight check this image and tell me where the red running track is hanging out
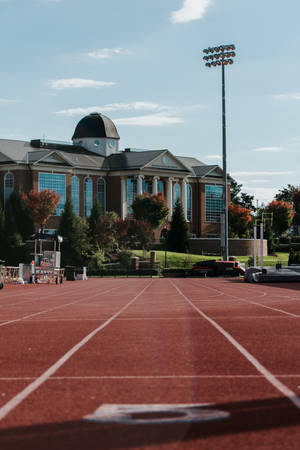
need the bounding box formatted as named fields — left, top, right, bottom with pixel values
left=0, top=277, right=299, bottom=449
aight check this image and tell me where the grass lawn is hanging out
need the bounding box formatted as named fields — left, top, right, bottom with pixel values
left=132, top=250, right=289, bottom=269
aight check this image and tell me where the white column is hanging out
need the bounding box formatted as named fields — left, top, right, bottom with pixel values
left=152, top=176, right=159, bottom=195
left=167, top=177, right=173, bottom=220
left=260, top=221, right=264, bottom=270
left=181, top=179, right=187, bottom=220
left=120, top=176, right=127, bottom=219
left=137, top=175, right=143, bottom=195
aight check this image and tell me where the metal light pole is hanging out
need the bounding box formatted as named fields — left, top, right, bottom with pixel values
left=203, top=44, right=236, bottom=261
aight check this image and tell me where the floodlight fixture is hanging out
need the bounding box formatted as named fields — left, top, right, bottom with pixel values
left=202, top=43, right=237, bottom=261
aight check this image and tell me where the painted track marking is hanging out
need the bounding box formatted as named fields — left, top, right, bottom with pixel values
left=0, top=282, right=127, bottom=328
left=187, top=279, right=299, bottom=318
left=170, top=279, right=300, bottom=410
left=0, top=280, right=153, bottom=421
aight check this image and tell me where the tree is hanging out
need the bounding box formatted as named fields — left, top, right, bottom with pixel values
left=275, top=185, right=300, bottom=235
left=131, top=193, right=169, bottom=229
left=266, top=200, right=294, bottom=237
left=91, top=211, right=119, bottom=253
left=22, top=189, right=61, bottom=230
left=230, top=179, right=256, bottom=211
left=88, top=197, right=103, bottom=236
left=128, top=220, right=154, bottom=250
left=5, top=191, right=34, bottom=241
left=167, top=200, right=190, bottom=253
left=228, top=204, right=252, bottom=238
left=58, top=199, right=90, bottom=266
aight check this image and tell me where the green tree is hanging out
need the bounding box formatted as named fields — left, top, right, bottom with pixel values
left=91, top=211, right=119, bottom=254
left=58, top=199, right=90, bottom=266
left=89, top=197, right=103, bottom=236
left=5, top=191, right=34, bottom=241
left=167, top=200, right=190, bottom=253
left=131, top=193, right=169, bottom=229
left=230, top=179, right=256, bottom=211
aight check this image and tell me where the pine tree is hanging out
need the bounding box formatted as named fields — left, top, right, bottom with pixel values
left=167, top=199, right=190, bottom=253
left=6, top=191, right=34, bottom=241
left=89, top=197, right=103, bottom=238
left=58, top=199, right=90, bottom=267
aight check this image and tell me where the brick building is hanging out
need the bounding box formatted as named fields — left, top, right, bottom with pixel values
left=0, top=112, right=230, bottom=238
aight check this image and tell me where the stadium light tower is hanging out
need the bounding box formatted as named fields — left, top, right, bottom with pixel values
left=203, top=44, right=236, bottom=261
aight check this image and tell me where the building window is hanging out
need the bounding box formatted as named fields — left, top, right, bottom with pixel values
left=84, top=177, right=93, bottom=217
left=126, top=178, right=137, bottom=216
left=205, top=185, right=223, bottom=223
left=173, top=183, right=181, bottom=208
left=38, top=172, right=66, bottom=216
left=71, top=176, right=79, bottom=216
left=4, top=172, right=14, bottom=206
left=97, top=177, right=106, bottom=213
left=142, top=179, right=152, bottom=194
left=186, top=184, right=192, bottom=222
left=157, top=180, right=164, bottom=195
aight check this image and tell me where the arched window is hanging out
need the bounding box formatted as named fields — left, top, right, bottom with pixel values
left=186, top=184, right=192, bottom=222
left=71, top=176, right=79, bottom=215
left=157, top=180, right=164, bottom=195
left=84, top=177, right=93, bottom=217
left=97, top=177, right=106, bottom=213
left=173, top=183, right=181, bottom=208
left=4, top=172, right=14, bottom=206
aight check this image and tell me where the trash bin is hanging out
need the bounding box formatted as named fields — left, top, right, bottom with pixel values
left=65, top=266, right=76, bottom=281
left=0, top=260, right=4, bottom=289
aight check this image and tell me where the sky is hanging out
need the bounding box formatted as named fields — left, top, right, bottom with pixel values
left=0, top=0, right=300, bottom=205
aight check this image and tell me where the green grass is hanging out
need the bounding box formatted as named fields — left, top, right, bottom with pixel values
left=132, top=250, right=289, bottom=269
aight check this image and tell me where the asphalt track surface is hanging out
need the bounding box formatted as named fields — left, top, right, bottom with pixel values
left=0, top=277, right=299, bottom=449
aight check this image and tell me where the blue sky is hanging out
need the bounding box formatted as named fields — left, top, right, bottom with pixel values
left=1, top=0, right=300, bottom=205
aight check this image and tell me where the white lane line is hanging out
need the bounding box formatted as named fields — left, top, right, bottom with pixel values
left=0, top=282, right=126, bottom=329
left=1, top=374, right=300, bottom=381
left=170, top=280, right=300, bottom=410
left=0, top=280, right=153, bottom=421
left=0, top=285, right=84, bottom=308
left=186, top=279, right=299, bottom=318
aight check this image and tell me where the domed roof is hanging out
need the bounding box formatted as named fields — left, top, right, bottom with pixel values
left=72, top=113, right=120, bottom=140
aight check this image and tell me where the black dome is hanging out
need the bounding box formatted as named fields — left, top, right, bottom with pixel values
left=72, top=113, right=120, bottom=140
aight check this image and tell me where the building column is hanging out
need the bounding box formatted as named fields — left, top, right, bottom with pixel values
left=152, top=176, right=159, bottom=195
left=166, top=177, right=173, bottom=220
left=137, top=175, right=144, bottom=195
left=181, top=178, right=187, bottom=220
left=120, top=176, right=127, bottom=219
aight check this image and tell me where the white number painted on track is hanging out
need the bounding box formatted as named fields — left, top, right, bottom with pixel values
left=84, top=403, right=230, bottom=424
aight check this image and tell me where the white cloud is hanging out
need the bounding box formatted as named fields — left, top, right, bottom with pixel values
left=252, top=146, right=281, bottom=152
left=171, top=0, right=213, bottom=23
left=87, top=48, right=134, bottom=59
left=48, top=78, right=115, bottom=90
left=206, top=154, right=221, bottom=160
left=231, top=171, right=294, bottom=176
left=242, top=187, right=278, bottom=204
left=273, top=93, right=300, bottom=101
left=114, top=113, right=184, bottom=127
left=55, top=102, right=172, bottom=116
left=0, top=98, right=17, bottom=104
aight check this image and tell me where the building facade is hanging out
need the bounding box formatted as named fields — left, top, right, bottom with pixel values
left=0, top=113, right=230, bottom=238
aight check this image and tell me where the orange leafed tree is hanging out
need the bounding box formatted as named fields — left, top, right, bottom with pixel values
left=228, top=203, right=252, bottom=237
left=266, top=200, right=294, bottom=237
left=22, top=189, right=61, bottom=230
